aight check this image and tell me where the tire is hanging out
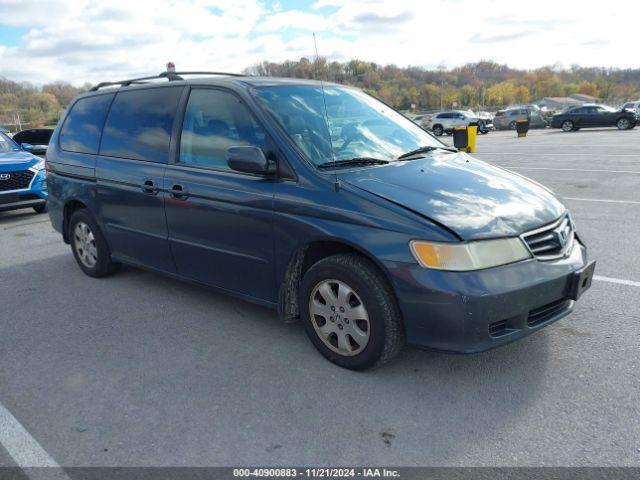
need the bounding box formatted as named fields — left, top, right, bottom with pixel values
left=617, top=117, right=631, bottom=130
left=299, top=253, right=405, bottom=370
left=561, top=120, right=574, bottom=132
left=509, top=121, right=517, bottom=130
left=69, top=209, right=117, bottom=278
left=33, top=203, right=47, bottom=214
left=432, top=125, right=443, bottom=136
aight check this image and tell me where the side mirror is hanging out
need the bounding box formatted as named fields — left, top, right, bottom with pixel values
left=227, top=146, right=275, bottom=175
left=21, top=143, right=33, bottom=152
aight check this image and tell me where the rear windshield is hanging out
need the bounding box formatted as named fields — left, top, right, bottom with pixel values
left=100, top=86, right=183, bottom=163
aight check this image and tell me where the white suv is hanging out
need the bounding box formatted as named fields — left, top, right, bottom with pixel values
left=622, top=101, right=640, bottom=115
left=424, top=110, right=490, bottom=136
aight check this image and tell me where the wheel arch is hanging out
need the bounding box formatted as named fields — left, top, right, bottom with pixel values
left=278, top=238, right=398, bottom=324
left=62, top=199, right=89, bottom=243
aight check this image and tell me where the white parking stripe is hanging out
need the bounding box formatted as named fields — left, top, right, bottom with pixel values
left=594, top=275, right=640, bottom=288
left=504, top=166, right=640, bottom=174
left=563, top=197, right=640, bottom=205
left=0, top=402, right=71, bottom=479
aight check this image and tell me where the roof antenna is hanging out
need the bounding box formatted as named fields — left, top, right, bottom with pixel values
left=313, top=33, right=340, bottom=192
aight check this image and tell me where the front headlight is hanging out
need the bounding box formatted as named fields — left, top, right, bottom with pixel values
left=410, top=238, right=531, bottom=271
left=34, top=159, right=45, bottom=170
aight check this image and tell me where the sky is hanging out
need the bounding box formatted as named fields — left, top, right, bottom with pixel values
left=0, top=0, right=638, bottom=86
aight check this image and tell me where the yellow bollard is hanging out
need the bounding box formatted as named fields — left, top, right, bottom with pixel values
left=516, top=118, right=530, bottom=138
left=453, top=126, right=477, bottom=153
left=467, top=125, right=477, bottom=153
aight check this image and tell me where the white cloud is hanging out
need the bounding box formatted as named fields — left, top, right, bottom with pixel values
left=257, top=10, right=330, bottom=32
left=0, top=0, right=638, bottom=85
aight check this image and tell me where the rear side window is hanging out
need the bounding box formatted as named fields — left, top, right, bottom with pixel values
left=179, top=89, right=267, bottom=170
left=60, top=94, right=114, bottom=154
left=100, top=87, right=182, bottom=163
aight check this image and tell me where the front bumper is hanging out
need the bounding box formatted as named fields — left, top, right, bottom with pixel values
left=386, top=238, right=592, bottom=353
left=0, top=169, right=47, bottom=212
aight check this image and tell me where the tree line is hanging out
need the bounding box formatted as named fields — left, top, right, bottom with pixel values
left=245, top=59, right=640, bottom=111
left=2, top=59, right=639, bottom=130
left=0, top=78, right=90, bottom=130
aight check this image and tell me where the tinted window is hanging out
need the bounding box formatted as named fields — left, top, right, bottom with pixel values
left=439, top=113, right=451, bottom=119
left=179, top=89, right=266, bottom=169
left=100, top=87, right=182, bottom=163
left=60, top=94, right=114, bottom=154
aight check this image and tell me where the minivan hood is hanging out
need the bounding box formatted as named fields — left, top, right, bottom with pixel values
left=339, top=152, right=565, bottom=240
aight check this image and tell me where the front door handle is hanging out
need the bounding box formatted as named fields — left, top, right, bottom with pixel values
left=141, top=179, right=159, bottom=195
left=169, top=184, right=189, bottom=200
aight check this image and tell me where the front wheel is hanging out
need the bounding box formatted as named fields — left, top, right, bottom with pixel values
left=561, top=120, right=574, bottom=132
left=33, top=203, right=47, bottom=214
left=300, top=254, right=405, bottom=370
left=617, top=118, right=631, bottom=130
left=69, top=209, right=118, bottom=278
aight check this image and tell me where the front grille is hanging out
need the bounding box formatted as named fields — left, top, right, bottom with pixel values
left=0, top=170, right=35, bottom=192
left=527, top=299, right=570, bottom=327
left=522, top=214, right=574, bottom=260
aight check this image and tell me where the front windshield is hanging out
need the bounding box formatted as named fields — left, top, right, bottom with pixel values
left=253, top=85, right=443, bottom=166
left=0, top=132, right=20, bottom=153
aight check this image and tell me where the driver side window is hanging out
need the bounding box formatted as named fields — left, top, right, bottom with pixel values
left=179, top=89, right=267, bottom=170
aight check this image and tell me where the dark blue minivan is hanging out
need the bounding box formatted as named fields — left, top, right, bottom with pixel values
left=46, top=72, right=595, bottom=370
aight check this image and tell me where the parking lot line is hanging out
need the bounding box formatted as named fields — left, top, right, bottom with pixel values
left=594, top=275, right=640, bottom=288
left=503, top=167, right=640, bottom=174
left=0, top=401, right=70, bottom=478
left=563, top=197, right=640, bottom=205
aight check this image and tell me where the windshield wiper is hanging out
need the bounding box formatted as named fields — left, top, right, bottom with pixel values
left=397, top=146, right=457, bottom=160
left=317, top=157, right=390, bottom=169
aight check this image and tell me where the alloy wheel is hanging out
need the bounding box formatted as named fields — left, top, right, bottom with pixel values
left=618, top=118, right=630, bottom=130
left=74, top=221, right=98, bottom=268
left=562, top=121, right=574, bottom=132
left=308, top=279, right=370, bottom=356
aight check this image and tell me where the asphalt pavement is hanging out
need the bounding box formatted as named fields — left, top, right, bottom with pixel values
left=0, top=127, right=638, bottom=470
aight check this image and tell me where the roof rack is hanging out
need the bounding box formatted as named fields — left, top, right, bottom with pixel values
left=89, top=71, right=247, bottom=91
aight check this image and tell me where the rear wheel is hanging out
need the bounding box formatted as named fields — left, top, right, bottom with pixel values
left=432, top=125, right=443, bottom=136
left=509, top=121, right=517, bottom=130
left=561, top=120, right=574, bottom=132
left=69, top=209, right=117, bottom=278
left=300, top=254, right=404, bottom=370
left=617, top=117, right=631, bottom=130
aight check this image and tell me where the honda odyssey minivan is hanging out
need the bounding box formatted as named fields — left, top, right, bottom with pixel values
left=46, top=71, right=595, bottom=370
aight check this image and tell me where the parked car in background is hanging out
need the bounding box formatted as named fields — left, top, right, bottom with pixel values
left=424, top=110, right=491, bottom=136
left=11, top=128, right=54, bottom=157
left=411, top=113, right=431, bottom=126
left=494, top=107, right=547, bottom=130
left=0, top=129, right=48, bottom=213
left=46, top=72, right=594, bottom=370
left=621, top=101, right=640, bottom=115
left=550, top=104, right=637, bottom=132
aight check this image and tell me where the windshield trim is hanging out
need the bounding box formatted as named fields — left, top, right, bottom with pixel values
left=249, top=83, right=448, bottom=172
